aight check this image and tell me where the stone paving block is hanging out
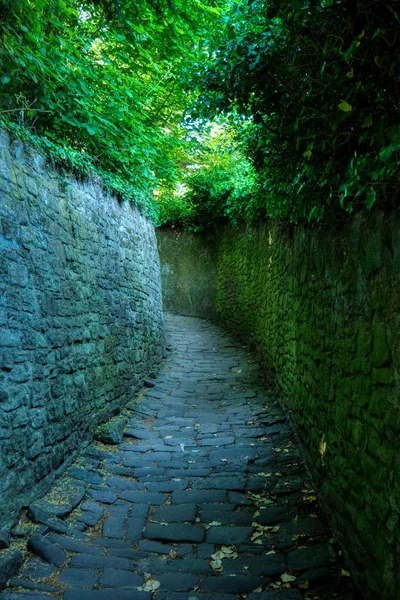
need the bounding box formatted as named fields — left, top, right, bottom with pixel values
left=130, top=504, right=149, bottom=519
left=227, top=491, right=252, bottom=505
left=107, top=503, right=130, bottom=518
left=68, top=467, right=103, bottom=485
left=118, top=491, right=166, bottom=504
left=192, top=474, right=246, bottom=491
left=143, top=523, right=204, bottom=543
left=247, top=592, right=303, bottom=600
left=157, top=573, right=198, bottom=591
left=153, top=504, right=197, bottom=523
left=196, top=543, right=215, bottom=559
left=106, top=477, right=145, bottom=491
left=87, top=488, right=117, bottom=504
left=27, top=535, right=67, bottom=567
left=287, top=544, right=336, bottom=570
left=166, top=469, right=210, bottom=477
left=133, top=467, right=165, bottom=477
left=58, top=568, right=99, bottom=588
left=70, top=554, right=134, bottom=571
left=156, top=595, right=238, bottom=600
left=108, top=549, right=147, bottom=560
left=145, top=480, right=188, bottom=492
left=200, top=509, right=253, bottom=525
left=136, top=558, right=210, bottom=575
left=125, top=517, right=145, bottom=541
left=27, top=505, right=69, bottom=534
left=47, top=534, right=102, bottom=555
left=202, top=575, right=265, bottom=594
left=221, top=555, right=285, bottom=576
left=198, top=437, right=235, bottom=446
left=103, top=517, right=124, bottom=539
left=99, top=569, right=142, bottom=589
left=206, top=525, right=252, bottom=544
left=0, top=594, right=56, bottom=600
left=138, top=540, right=172, bottom=555
left=64, top=591, right=151, bottom=600
left=8, top=578, right=59, bottom=593
left=176, top=543, right=193, bottom=557
left=172, top=490, right=227, bottom=504
left=257, top=505, right=297, bottom=525
left=90, top=539, right=131, bottom=549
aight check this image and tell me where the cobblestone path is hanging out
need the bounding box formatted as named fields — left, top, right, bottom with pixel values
left=1, top=315, right=358, bottom=600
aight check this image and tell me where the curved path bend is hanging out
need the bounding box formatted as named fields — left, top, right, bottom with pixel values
left=1, top=314, right=358, bottom=600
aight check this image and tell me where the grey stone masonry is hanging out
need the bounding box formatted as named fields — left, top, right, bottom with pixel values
left=0, top=129, right=164, bottom=529
left=0, top=315, right=360, bottom=599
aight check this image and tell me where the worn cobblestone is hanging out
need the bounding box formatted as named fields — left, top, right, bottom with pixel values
left=0, top=315, right=359, bottom=599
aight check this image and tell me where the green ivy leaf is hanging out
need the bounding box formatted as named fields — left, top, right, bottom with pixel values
left=338, top=101, right=353, bottom=113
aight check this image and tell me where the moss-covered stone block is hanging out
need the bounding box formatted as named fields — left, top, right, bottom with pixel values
left=372, top=324, right=391, bottom=368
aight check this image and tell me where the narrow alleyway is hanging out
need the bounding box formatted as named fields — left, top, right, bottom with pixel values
left=1, top=315, right=357, bottom=600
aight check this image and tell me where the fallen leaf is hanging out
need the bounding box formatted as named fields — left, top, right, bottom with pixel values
left=281, top=573, right=297, bottom=583
left=141, top=579, right=160, bottom=592
left=270, top=582, right=281, bottom=589
left=210, top=559, right=223, bottom=572
left=341, top=569, right=351, bottom=577
left=211, top=545, right=238, bottom=560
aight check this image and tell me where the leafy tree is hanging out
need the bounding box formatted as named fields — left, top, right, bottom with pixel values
left=191, top=0, right=400, bottom=222
left=2, top=0, right=399, bottom=226
left=157, top=117, right=258, bottom=229
left=0, top=0, right=214, bottom=217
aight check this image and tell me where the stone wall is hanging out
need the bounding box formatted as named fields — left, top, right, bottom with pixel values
left=0, top=130, right=164, bottom=528
left=157, top=215, right=400, bottom=598
left=156, top=228, right=218, bottom=318
left=216, top=215, right=400, bottom=600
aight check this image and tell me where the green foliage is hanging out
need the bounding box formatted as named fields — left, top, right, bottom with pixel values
left=2, top=0, right=399, bottom=226
left=156, top=119, right=258, bottom=230
left=191, top=0, right=400, bottom=222
left=0, top=0, right=213, bottom=216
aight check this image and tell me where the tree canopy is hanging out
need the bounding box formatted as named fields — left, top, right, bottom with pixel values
left=1, top=0, right=399, bottom=226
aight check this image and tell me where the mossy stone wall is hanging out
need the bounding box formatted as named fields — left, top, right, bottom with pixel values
left=156, top=228, right=218, bottom=318
left=216, top=213, right=400, bottom=599
left=0, top=130, right=164, bottom=529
